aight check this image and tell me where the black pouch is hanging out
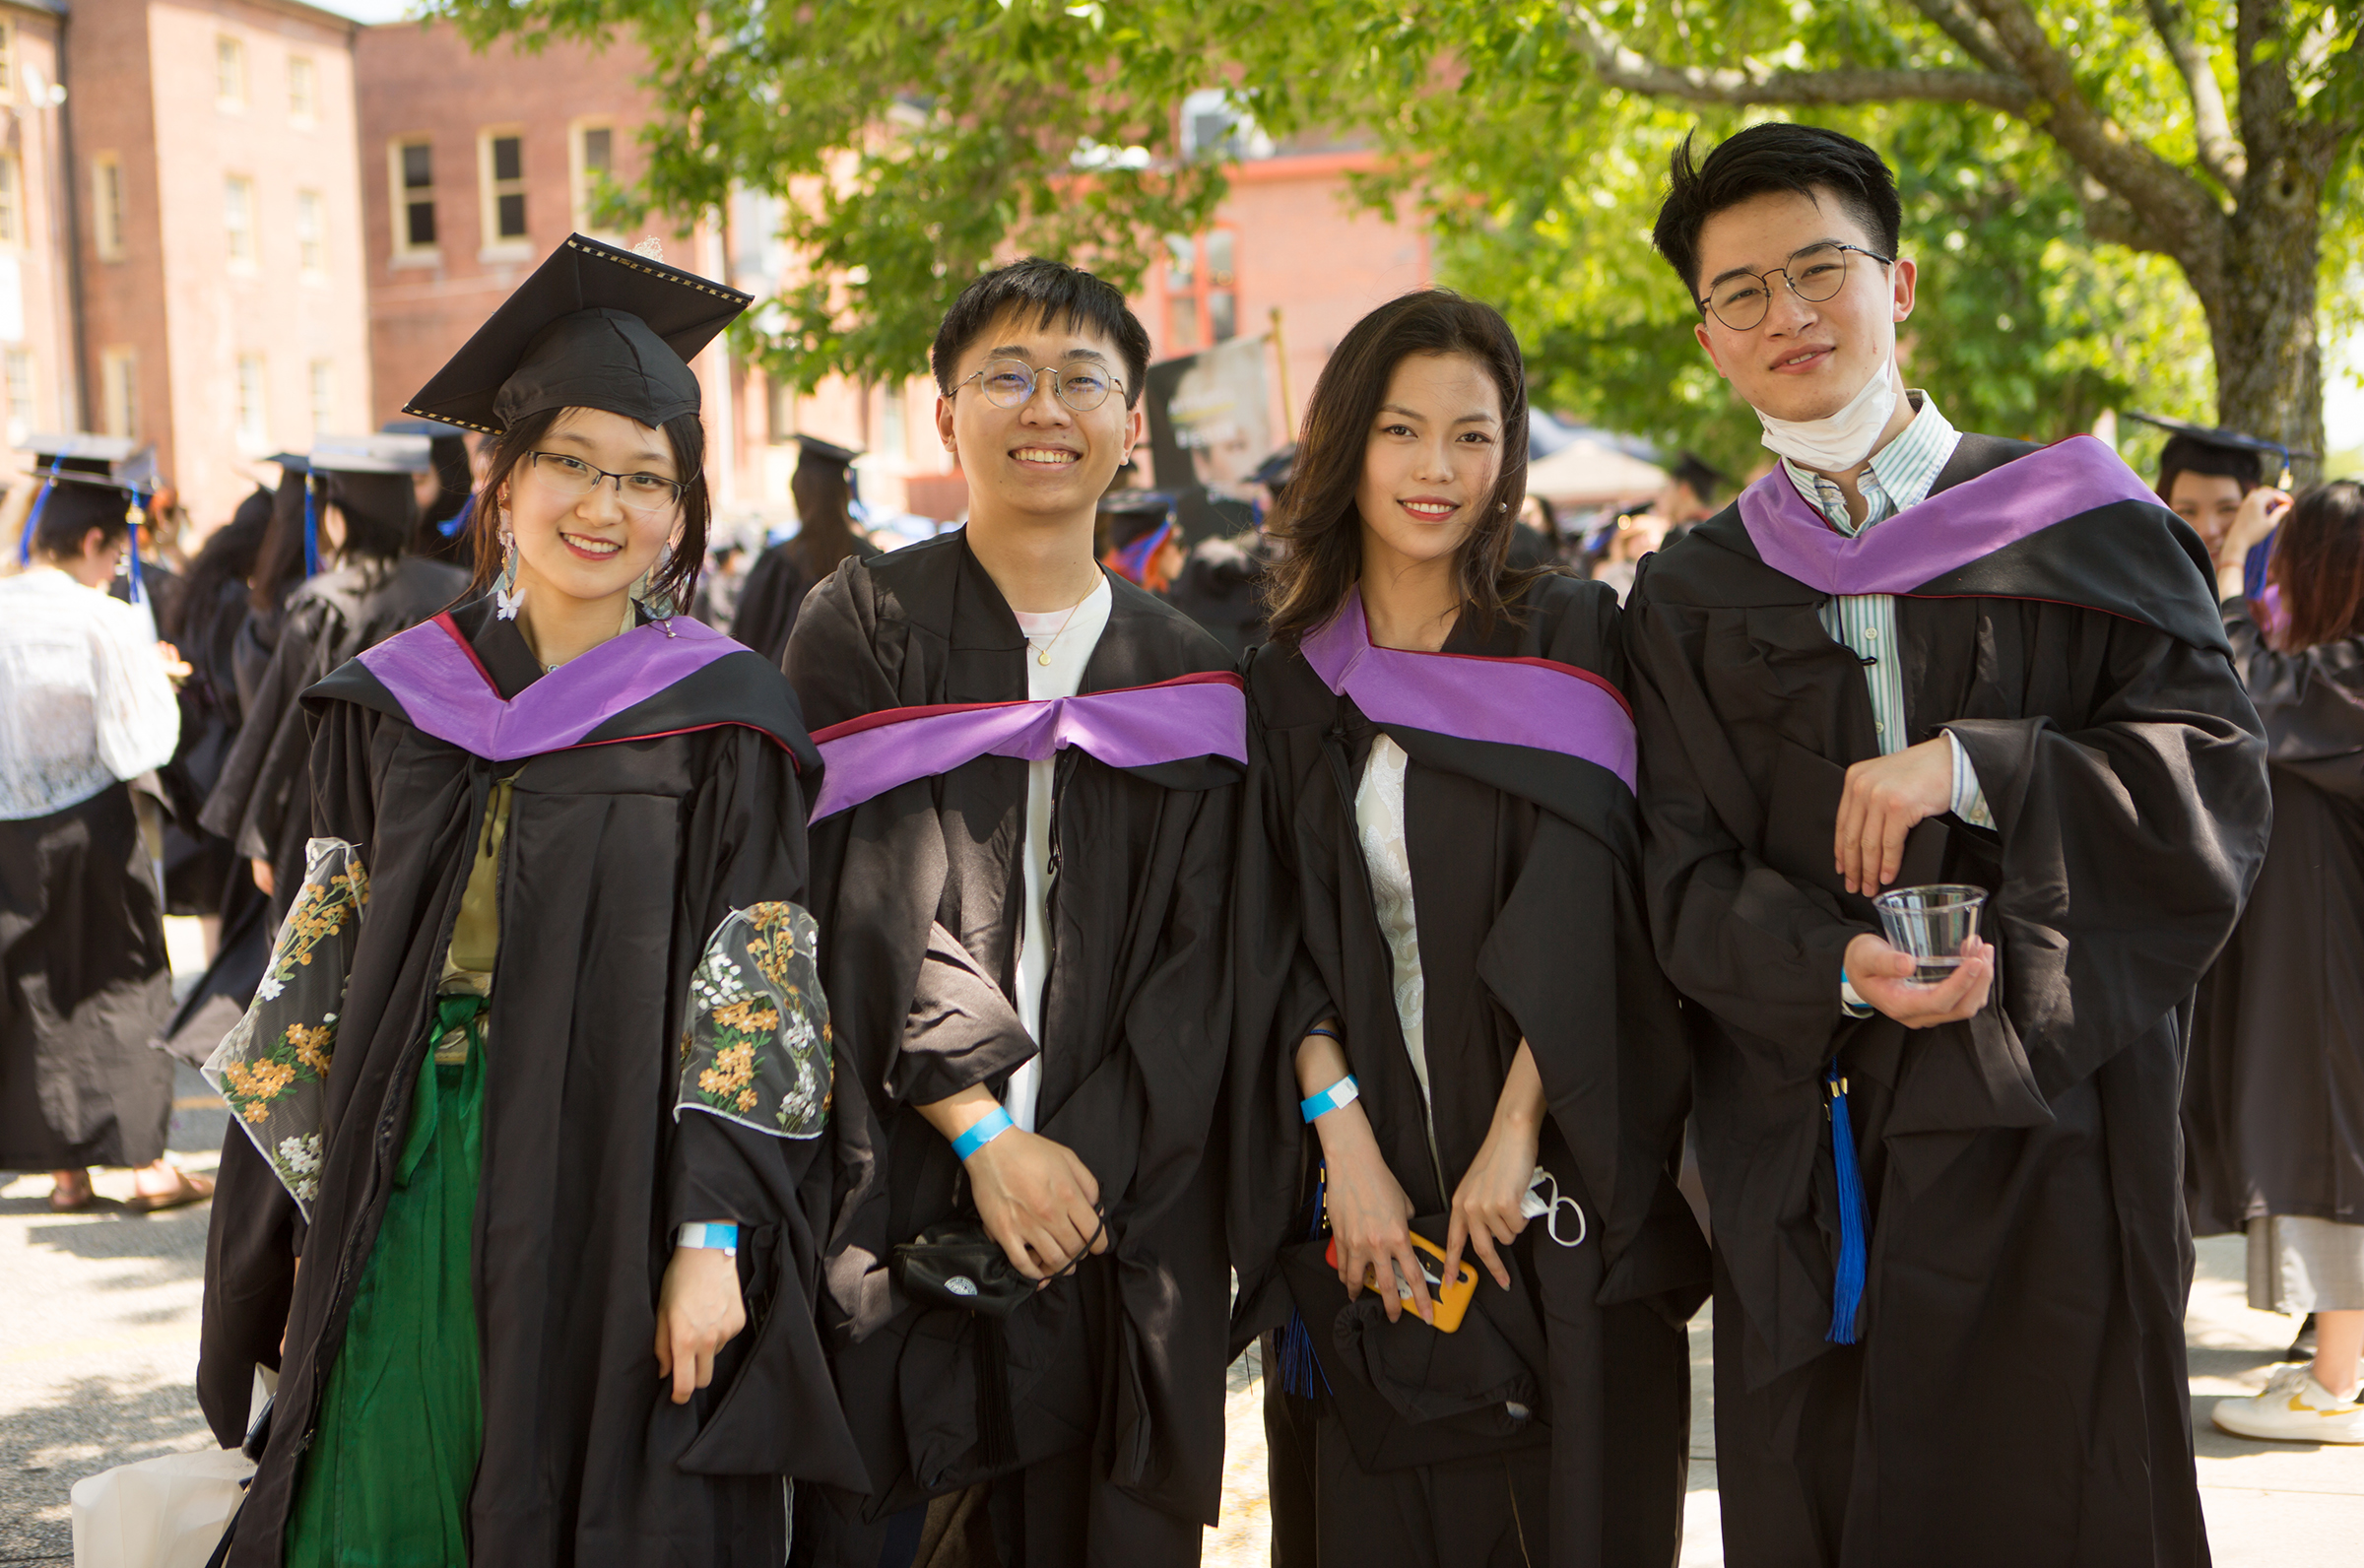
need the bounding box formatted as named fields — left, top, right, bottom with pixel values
left=1277, top=1213, right=1551, bottom=1473
left=888, top=1219, right=1033, bottom=1470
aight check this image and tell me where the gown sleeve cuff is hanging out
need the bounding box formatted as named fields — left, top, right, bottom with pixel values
left=675, top=902, right=832, bottom=1140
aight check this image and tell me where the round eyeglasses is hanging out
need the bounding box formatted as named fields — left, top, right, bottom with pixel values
left=1697, top=242, right=1894, bottom=332
left=958, top=358, right=1125, bottom=413
left=528, top=451, right=687, bottom=514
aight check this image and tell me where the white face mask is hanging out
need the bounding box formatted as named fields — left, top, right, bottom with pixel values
left=1755, top=357, right=1900, bottom=473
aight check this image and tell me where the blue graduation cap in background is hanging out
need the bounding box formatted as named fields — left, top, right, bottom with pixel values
left=300, top=433, right=432, bottom=574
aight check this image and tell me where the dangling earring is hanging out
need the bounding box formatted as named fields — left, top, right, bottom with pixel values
left=494, top=520, right=525, bottom=620
left=631, top=542, right=676, bottom=620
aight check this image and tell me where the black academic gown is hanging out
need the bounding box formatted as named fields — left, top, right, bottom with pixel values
left=735, top=535, right=884, bottom=666
left=1228, top=575, right=1707, bottom=1568
left=200, top=555, right=469, bottom=919
left=784, top=535, right=1239, bottom=1567
left=1167, top=531, right=1276, bottom=659
left=200, top=598, right=864, bottom=1567
left=2186, top=608, right=2364, bottom=1233
left=1622, top=434, right=2270, bottom=1568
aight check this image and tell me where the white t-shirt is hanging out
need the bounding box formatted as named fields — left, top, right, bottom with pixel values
left=1002, top=574, right=1113, bottom=1131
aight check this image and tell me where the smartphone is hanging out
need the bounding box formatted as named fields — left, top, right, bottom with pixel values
left=1325, top=1231, right=1479, bottom=1333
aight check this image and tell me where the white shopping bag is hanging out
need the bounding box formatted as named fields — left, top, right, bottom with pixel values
left=71, top=1448, right=254, bottom=1568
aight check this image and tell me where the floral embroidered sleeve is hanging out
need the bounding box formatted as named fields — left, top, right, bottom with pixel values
left=202, top=837, right=367, bottom=1218
left=677, top=901, right=831, bottom=1140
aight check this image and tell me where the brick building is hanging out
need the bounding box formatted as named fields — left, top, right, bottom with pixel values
left=0, top=7, right=75, bottom=455
left=63, top=0, right=370, bottom=524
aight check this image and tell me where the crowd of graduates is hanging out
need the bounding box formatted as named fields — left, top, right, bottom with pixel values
left=1, top=120, right=2359, bottom=1568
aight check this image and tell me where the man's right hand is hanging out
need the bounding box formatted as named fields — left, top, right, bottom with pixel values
left=963, top=1128, right=1105, bottom=1282
left=1845, top=931, right=1995, bottom=1027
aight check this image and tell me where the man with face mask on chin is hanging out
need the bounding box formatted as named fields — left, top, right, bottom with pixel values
left=1621, top=123, right=2270, bottom=1566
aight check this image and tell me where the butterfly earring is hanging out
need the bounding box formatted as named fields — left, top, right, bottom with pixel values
left=494, top=518, right=525, bottom=620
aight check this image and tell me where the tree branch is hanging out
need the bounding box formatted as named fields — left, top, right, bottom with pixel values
left=2143, top=0, right=2246, bottom=186
left=1900, top=0, right=2020, bottom=80
left=1562, top=8, right=2033, bottom=111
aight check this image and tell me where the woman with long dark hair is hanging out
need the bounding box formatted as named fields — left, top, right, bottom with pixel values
left=1229, top=290, right=1705, bottom=1564
left=2190, top=480, right=2364, bottom=1443
left=200, top=444, right=469, bottom=915
left=729, top=433, right=879, bottom=664
left=197, top=234, right=860, bottom=1564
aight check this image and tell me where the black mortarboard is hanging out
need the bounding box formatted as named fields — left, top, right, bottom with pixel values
left=2124, top=411, right=2310, bottom=477
left=793, top=433, right=862, bottom=472
left=1249, top=444, right=1297, bottom=492
left=403, top=233, right=753, bottom=436
left=16, top=434, right=161, bottom=599
left=310, top=433, right=433, bottom=475
left=1098, top=489, right=1175, bottom=549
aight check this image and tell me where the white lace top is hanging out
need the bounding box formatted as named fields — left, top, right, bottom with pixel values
left=1354, top=735, right=1438, bottom=1152
left=0, top=566, right=180, bottom=820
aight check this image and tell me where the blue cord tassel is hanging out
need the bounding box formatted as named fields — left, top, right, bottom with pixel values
left=124, top=491, right=144, bottom=606
left=438, top=492, right=474, bottom=539
left=17, top=477, right=50, bottom=562
left=1276, top=1168, right=1332, bottom=1399
left=1826, top=1066, right=1868, bottom=1344
left=301, top=476, right=321, bottom=576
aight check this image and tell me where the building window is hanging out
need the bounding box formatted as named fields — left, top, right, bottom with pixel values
left=0, top=156, right=21, bottom=247
left=296, top=188, right=325, bottom=274
left=288, top=56, right=316, bottom=123
left=0, top=22, right=17, bottom=104
left=881, top=385, right=906, bottom=461
left=766, top=376, right=797, bottom=444
left=93, top=156, right=127, bottom=262
left=4, top=349, right=33, bottom=443
left=224, top=175, right=256, bottom=268
left=235, top=354, right=267, bottom=446
left=217, top=35, right=246, bottom=108
left=480, top=130, right=527, bottom=249
left=571, top=121, right=616, bottom=232
left=393, top=139, right=435, bottom=256
left=308, top=359, right=333, bottom=434
left=1160, top=229, right=1237, bottom=355
left=99, top=348, right=137, bottom=440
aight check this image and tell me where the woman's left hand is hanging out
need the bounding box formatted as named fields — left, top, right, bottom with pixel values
left=1444, top=1106, right=1541, bottom=1291
left=654, top=1243, right=747, bottom=1405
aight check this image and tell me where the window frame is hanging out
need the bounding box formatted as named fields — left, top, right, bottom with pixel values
left=478, top=126, right=530, bottom=259
left=0, top=21, right=17, bottom=106
left=1157, top=227, right=1240, bottom=357
left=4, top=348, right=33, bottom=445
left=234, top=353, right=268, bottom=450
left=223, top=173, right=257, bottom=271
left=92, top=154, right=127, bottom=263
left=216, top=34, right=247, bottom=110
left=389, top=137, right=437, bottom=264
left=0, top=154, right=22, bottom=249
left=568, top=118, right=622, bottom=238
left=307, top=359, right=333, bottom=436
left=99, top=347, right=138, bottom=441
left=295, top=187, right=326, bottom=277
left=288, top=55, right=317, bottom=125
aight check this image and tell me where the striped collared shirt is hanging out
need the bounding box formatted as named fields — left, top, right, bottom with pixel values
left=1780, top=392, right=1990, bottom=826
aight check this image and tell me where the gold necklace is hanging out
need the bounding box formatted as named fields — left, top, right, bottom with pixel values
left=1026, top=597, right=1085, bottom=668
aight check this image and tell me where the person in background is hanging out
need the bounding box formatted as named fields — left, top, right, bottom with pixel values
left=2141, top=414, right=2293, bottom=601
left=230, top=457, right=323, bottom=718
left=1228, top=288, right=1703, bottom=1567
left=731, top=433, right=879, bottom=665
left=1171, top=445, right=1288, bottom=656
left=1099, top=489, right=1184, bottom=593
left=0, top=452, right=205, bottom=1213
left=1661, top=451, right=1730, bottom=537
left=201, top=436, right=468, bottom=917
left=786, top=257, right=1240, bottom=1566
left=2186, top=479, right=2364, bottom=1444
left=1622, top=122, right=2267, bottom=1566
left=384, top=419, right=479, bottom=568
left=1588, top=508, right=1670, bottom=602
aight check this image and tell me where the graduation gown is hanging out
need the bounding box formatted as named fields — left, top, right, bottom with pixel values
left=199, top=599, right=864, bottom=1567
left=733, top=535, right=883, bottom=666
left=1622, top=433, right=2269, bottom=1567
left=2186, top=608, right=2364, bottom=1233
left=1228, top=575, right=1707, bottom=1567
left=784, top=535, right=1240, bottom=1565
left=200, top=555, right=468, bottom=916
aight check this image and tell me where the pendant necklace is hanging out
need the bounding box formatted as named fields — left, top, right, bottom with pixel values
left=1026, top=598, right=1084, bottom=668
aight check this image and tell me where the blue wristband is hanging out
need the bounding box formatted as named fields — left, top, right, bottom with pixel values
left=677, top=1221, right=739, bottom=1256
left=952, top=1106, right=1016, bottom=1160
left=1299, top=1075, right=1359, bottom=1124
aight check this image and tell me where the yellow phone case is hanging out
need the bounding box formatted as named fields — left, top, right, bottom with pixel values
left=1332, top=1231, right=1479, bottom=1333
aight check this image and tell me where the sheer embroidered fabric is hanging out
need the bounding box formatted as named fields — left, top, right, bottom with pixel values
left=0, top=567, right=179, bottom=820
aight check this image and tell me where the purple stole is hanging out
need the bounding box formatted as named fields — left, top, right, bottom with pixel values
left=809, top=670, right=1248, bottom=820
left=1300, top=588, right=1637, bottom=792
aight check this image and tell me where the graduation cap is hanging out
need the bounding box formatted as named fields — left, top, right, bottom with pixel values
left=1099, top=490, right=1178, bottom=584
left=378, top=417, right=470, bottom=440
left=296, top=435, right=433, bottom=575
left=793, top=433, right=862, bottom=471
left=2124, top=411, right=2310, bottom=486
left=1249, top=444, right=1297, bottom=493
left=15, top=434, right=162, bottom=606
left=402, top=233, right=754, bottom=437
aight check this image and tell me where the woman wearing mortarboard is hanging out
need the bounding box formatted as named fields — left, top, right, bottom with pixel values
left=1226, top=291, right=1706, bottom=1566
left=0, top=445, right=205, bottom=1212
left=197, top=235, right=864, bottom=1566
left=199, top=436, right=470, bottom=924
left=727, top=432, right=879, bottom=665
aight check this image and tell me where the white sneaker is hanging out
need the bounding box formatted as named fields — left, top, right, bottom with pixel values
left=2211, top=1365, right=2364, bottom=1444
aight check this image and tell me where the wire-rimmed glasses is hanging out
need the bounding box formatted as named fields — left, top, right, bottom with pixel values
left=528, top=451, right=687, bottom=514
left=957, top=358, right=1125, bottom=413
left=1696, top=242, right=1894, bottom=332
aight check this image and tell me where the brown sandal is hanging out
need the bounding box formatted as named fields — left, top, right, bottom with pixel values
left=122, top=1172, right=214, bottom=1213
left=49, top=1173, right=95, bottom=1212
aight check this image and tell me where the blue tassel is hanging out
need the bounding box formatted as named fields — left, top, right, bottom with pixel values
left=124, top=492, right=144, bottom=606
left=1276, top=1169, right=1332, bottom=1399
left=302, top=476, right=321, bottom=576
left=17, top=477, right=50, bottom=562
left=1826, top=1066, right=1868, bottom=1344
left=437, top=492, right=474, bottom=539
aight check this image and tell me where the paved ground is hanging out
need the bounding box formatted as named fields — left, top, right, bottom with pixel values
left=3, top=921, right=2357, bottom=1561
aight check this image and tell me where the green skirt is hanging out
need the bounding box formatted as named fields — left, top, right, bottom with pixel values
left=286, top=997, right=487, bottom=1566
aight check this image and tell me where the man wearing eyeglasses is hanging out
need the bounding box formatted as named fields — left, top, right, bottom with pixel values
left=1620, top=123, right=2268, bottom=1566
left=783, top=259, right=1242, bottom=1566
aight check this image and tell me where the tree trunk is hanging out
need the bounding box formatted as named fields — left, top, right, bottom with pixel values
left=2200, top=174, right=2325, bottom=483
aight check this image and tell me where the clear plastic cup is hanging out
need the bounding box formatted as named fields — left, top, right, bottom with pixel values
left=1872, top=884, right=1988, bottom=985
